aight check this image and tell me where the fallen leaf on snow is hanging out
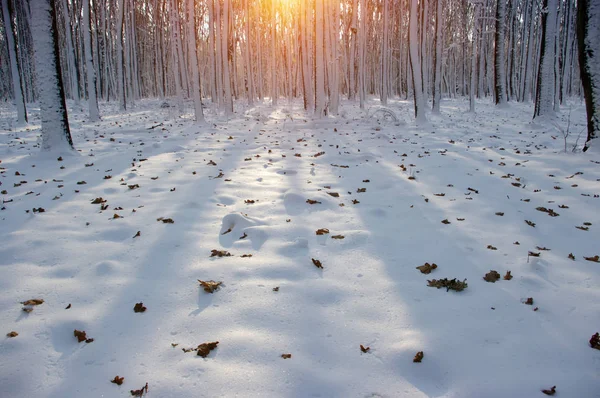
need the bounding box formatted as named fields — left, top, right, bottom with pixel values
left=568, top=253, right=575, bottom=260
left=312, top=258, right=323, bottom=269
left=306, top=199, right=321, bottom=205
left=503, top=271, right=513, bottom=280
left=6, top=331, right=18, bottom=338
left=316, top=228, right=330, bottom=235
left=427, top=278, right=467, bottom=292
left=21, top=299, right=44, bottom=306
left=524, top=298, right=534, bottom=305
left=441, top=219, right=451, bottom=224
left=157, top=217, right=174, bottom=224
left=584, top=255, right=600, bottom=263
left=130, top=382, right=148, bottom=397
left=210, top=250, right=231, bottom=257
left=590, top=333, right=600, bottom=350
left=360, top=345, right=370, bottom=353
left=281, top=353, right=292, bottom=359
left=483, top=270, right=501, bottom=282
left=197, top=341, right=219, bottom=357
left=416, top=263, right=437, bottom=274
left=413, top=351, right=424, bottom=363
left=331, top=235, right=345, bottom=239
left=541, top=386, right=556, bottom=396
left=111, top=376, right=124, bottom=385
left=198, top=280, right=222, bottom=293
left=134, top=302, right=147, bottom=313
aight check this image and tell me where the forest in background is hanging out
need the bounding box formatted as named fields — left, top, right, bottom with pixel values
left=0, top=0, right=598, bottom=146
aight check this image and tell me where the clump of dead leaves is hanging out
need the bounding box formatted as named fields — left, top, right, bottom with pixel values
left=316, top=228, right=330, bottom=235
left=156, top=217, right=174, bottom=224
left=133, top=302, right=146, bottom=313
left=541, top=386, right=556, bottom=396
left=210, top=249, right=231, bottom=257
left=416, top=263, right=437, bottom=274
left=21, top=298, right=44, bottom=313
left=483, top=270, right=501, bottom=283
left=427, top=278, right=467, bottom=292
left=74, top=329, right=94, bottom=343
left=198, top=280, right=222, bottom=293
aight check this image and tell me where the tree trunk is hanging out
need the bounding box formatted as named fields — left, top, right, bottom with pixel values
left=409, top=0, right=426, bottom=121
left=577, top=0, right=600, bottom=150
left=432, top=0, right=443, bottom=112
left=31, top=0, right=74, bottom=151
left=534, top=0, right=558, bottom=118
left=2, top=0, right=28, bottom=124
left=83, top=0, right=100, bottom=121
left=116, top=0, right=126, bottom=110
left=187, top=0, right=203, bottom=122
left=494, top=0, right=507, bottom=105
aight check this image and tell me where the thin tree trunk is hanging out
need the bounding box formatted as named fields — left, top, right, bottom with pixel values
left=2, top=0, right=28, bottom=124
left=83, top=0, right=100, bottom=121
left=186, top=0, right=203, bottom=122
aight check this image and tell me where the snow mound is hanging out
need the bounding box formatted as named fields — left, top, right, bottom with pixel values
left=219, top=213, right=267, bottom=247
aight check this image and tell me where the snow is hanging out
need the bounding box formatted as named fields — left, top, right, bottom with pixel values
left=1, top=97, right=599, bottom=398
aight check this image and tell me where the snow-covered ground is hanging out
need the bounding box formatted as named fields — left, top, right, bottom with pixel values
left=1, top=98, right=599, bottom=398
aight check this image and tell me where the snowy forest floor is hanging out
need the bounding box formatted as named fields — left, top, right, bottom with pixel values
left=1, top=97, right=599, bottom=398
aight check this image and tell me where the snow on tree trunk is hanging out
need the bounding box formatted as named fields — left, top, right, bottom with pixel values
left=31, top=0, right=74, bottom=152
left=83, top=0, right=100, bottom=121
left=60, top=0, right=79, bottom=103
left=270, top=0, right=277, bottom=106
left=244, top=0, right=254, bottom=106
left=534, top=0, right=558, bottom=118
left=381, top=0, right=389, bottom=106
left=494, top=0, right=507, bottom=105
left=187, top=0, right=204, bottom=122
left=169, top=0, right=184, bottom=113
left=432, top=0, right=443, bottom=113
left=315, top=0, right=325, bottom=117
left=2, top=0, right=27, bottom=124
left=358, top=0, right=366, bottom=109
left=409, top=0, right=426, bottom=122
left=577, top=0, right=600, bottom=151
left=116, top=0, right=126, bottom=110
left=469, top=3, right=481, bottom=113
left=221, top=0, right=233, bottom=114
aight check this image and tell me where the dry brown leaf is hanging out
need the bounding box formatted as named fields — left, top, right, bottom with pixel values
left=360, top=345, right=370, bottom=353
left=198, top=280, right=223, bottom=293
left=22, top=307, right=33, bottom=313
left=503, top=271, right=513, bottom=280
left=241, top=254, right=252, bottom=258
left=495, top=212, right=504, bottom=216
left=91, top=197, right=106, bottom=204
left=6, top=331, right=18, bottom=338
left=128, top=184, right=140, bottom=190
left=525, top=220, right=536, bottom=227
left=221, top=228, right=232, bottom=235
left=65, top=303, right=71, bottom=309
left=416, top=263, right=437, bottom=274
left=244, top=200, right=256, bottom=204
left=207, top=160, right=217, bottom=166
left=584, top=255, right=600, bottom=263
left=413, top=351, right=424, bottom=363
left=331, top=235, right=345, bottom=239
left=21, top=299, right=44, bottom=306
left=541, top=386, right=556, bottom=396
left=487, top=245, right=497, bottom=250
left=483, top=270, right=501, bottom=282
left=134, top=302, right=147, bottom=313
left=357, top=188, right=366, bottom=193
left=441, top=219, right=451, bottom=224
left=156, top=217, right=174, bottom=224
left=273, top=287, right=280, bottom=292
left=590, top=333, right=600, bottom=350
left=528, top=251, right=540, bottom=257
left=210, top=249, right=231, bottom=257
left=281, top=354, right=292, bottom=359
left=133, top=231, right=141, bottom=238
left=536, top=246, right=550, bottom=251
left=312, top=258, right=323, bottom=269
left=74, top=329, right=88, bottom=343
left=568, top=253, right=575, bottom=260
left=576, top=225, right=589, bottom=231
left=306, top=199, right=321, bottom=205
left=130, top=382, right=149, bottom=397
left=197, top=341, right=219, bottom=358
left=111, top=376, right=124, bottom=385
left=316, top=228, right=330, bottom=235
left=434, top=193, right=445, bottom=197
left=352, top=199, right=360, bottom=204
left=327, top=192, right=340, bottom=197
left=524, top=297, right=534, bottom=305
